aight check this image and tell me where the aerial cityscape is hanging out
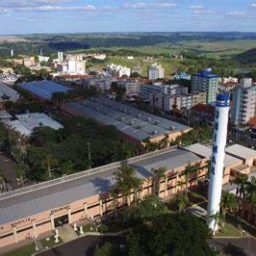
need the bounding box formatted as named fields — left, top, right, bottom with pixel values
left=1, top=1, right=256, bottom=256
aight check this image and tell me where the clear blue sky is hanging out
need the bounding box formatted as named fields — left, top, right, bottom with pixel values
left=0, top=0, right=255, bottom=34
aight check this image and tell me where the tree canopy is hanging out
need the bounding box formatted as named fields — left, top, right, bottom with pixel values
left=126, top=212, right=215, bottom=256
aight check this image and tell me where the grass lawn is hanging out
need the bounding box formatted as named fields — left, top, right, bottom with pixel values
left=5, top=244, right=35, bottom=256
left=41, top=236, right=63, bottom=250
left=75, top=223, right=98, bottom=236
left=215, top=223, right=242, bottom=238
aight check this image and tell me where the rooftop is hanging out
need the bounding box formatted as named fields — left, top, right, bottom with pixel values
left=62, top=97, right=191, bottom=141
left=5, top=113, right=63, bottom=136
left=19, top=80, right=71, bottom=100
left=0, top=147, right=201, bottom=225
left=194, top=68, right=219, bottom=79
left=0, top=82, right=19, bottom=102
left=0, top=111, right=12, bottom=120
left=225, top=144, right=256, bottom=160
left=185, top=143, right=242, bottom=168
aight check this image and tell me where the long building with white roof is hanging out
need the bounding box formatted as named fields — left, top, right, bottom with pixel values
left=61, top=97, right=192, bottom=144
left=5, top=113, right=63, bottom=136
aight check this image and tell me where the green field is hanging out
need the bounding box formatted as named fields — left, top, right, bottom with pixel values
left=70, top=39, right=256, bottom=58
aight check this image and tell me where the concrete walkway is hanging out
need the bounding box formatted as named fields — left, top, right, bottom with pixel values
left=58, top=225, right=78, bottom=243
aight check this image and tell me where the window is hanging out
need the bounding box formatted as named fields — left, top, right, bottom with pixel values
left=214, top=122, right=219, bottom=131
left=213, top=145, right=218, bottom=153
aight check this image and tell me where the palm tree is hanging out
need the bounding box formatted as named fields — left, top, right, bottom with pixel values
left=112, top=163, right=142, bottom=206
left=41, top=154, right=58, bottom=180
left=245, top=176, right=256, bottom=205
left=0, top=168, right=6, bottom=193
left=234, top=174, right=248, bottom=198
left=176, top=191, right=189, bottom=212
left=183, top=163, right=198, bottom=195
left=151, top=166, right=167, bottom=196
left=109, top=187, right=119, bottom=218
left=15, top=162, right=29, bottom=187
left=221, top=191, right=239, bottom=226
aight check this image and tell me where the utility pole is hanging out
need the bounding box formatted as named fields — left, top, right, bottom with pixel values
left=87, top=142, right=91, bottom=169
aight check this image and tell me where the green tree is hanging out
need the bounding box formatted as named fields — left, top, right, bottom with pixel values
left=245, top=176, right=256, bottom=205
left=183, top=163, right=198, bottom=195
left=151, top=166, right=167, bottom=195
left=93, top=242, right=120, bottom=256
left=234, top=174, right=248, bottom=198
left=127, top=212, right=215, bottom=256
left=15, top=162, right=29, bottom=187
left=41, top=154, right=59, bottom=180
left=127, top=233, right=141, bottom=256
left=221, top=191, right=239, bottom=225
left=112, top=163, right=142, bottom=205
left=176, top=191, right=189, bottom=212
left=0, top=168, right=6, bottom=193
left=134, top=195, right=169, bottom=222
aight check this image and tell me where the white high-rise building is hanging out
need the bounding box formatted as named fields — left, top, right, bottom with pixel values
left=67, top=60, right=86, bottom=74
left=58, top=52, right=64, bottom=63
left=148, top=63, right=165, bottom=80
left=76, top=61, right=86, bottom=75
left=207, top=93, right=230, bottom=232
left=231, top=78, right=256, bottom=126
left=68, top=60, right=76, bottom=73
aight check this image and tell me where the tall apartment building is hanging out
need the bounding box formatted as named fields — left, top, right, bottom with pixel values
left=231, top=78, right=256, bottom=126
left=148, top=63, right=165, bottom=80
left=191, top=68, right=219, bottom=103
left=66, top=60, right=86, bottom=74
left=57, top=52, right=64, bottom=63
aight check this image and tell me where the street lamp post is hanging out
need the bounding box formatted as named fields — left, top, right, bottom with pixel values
left=87, top=142, right=91, bottom=169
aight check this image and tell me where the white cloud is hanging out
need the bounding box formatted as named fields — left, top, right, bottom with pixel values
left=189, top=5, right=214, bottom=15
left=123, top=2, right=176, bottom=9
left=190, top=5, right=204, bottom=10
left=250, top=3, right=256, bottom=7
left=226, top=11, right=246, bottom=17
left=0, top=5, right=96, bottom=13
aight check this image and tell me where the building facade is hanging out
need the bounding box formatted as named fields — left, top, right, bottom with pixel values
left=231, top=78, right=256, bottom=126
left=191, top=68, right=219, bottom=103
left=148, top=63, right=165, bottom=80
left=1, top=142, right=256, bottom=250
left=0, top=146, right=214, bottom=249
left=107, top=64, right=131, bottom=78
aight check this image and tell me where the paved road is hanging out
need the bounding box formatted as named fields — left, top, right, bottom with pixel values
left=210, top=238, right=256, bottom=256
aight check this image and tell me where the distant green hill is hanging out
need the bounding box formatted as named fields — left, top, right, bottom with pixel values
left=236, top=48, right=256, bottom=64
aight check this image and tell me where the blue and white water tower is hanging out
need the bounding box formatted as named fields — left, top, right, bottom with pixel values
left=207, top=93, right=230, bottom=232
